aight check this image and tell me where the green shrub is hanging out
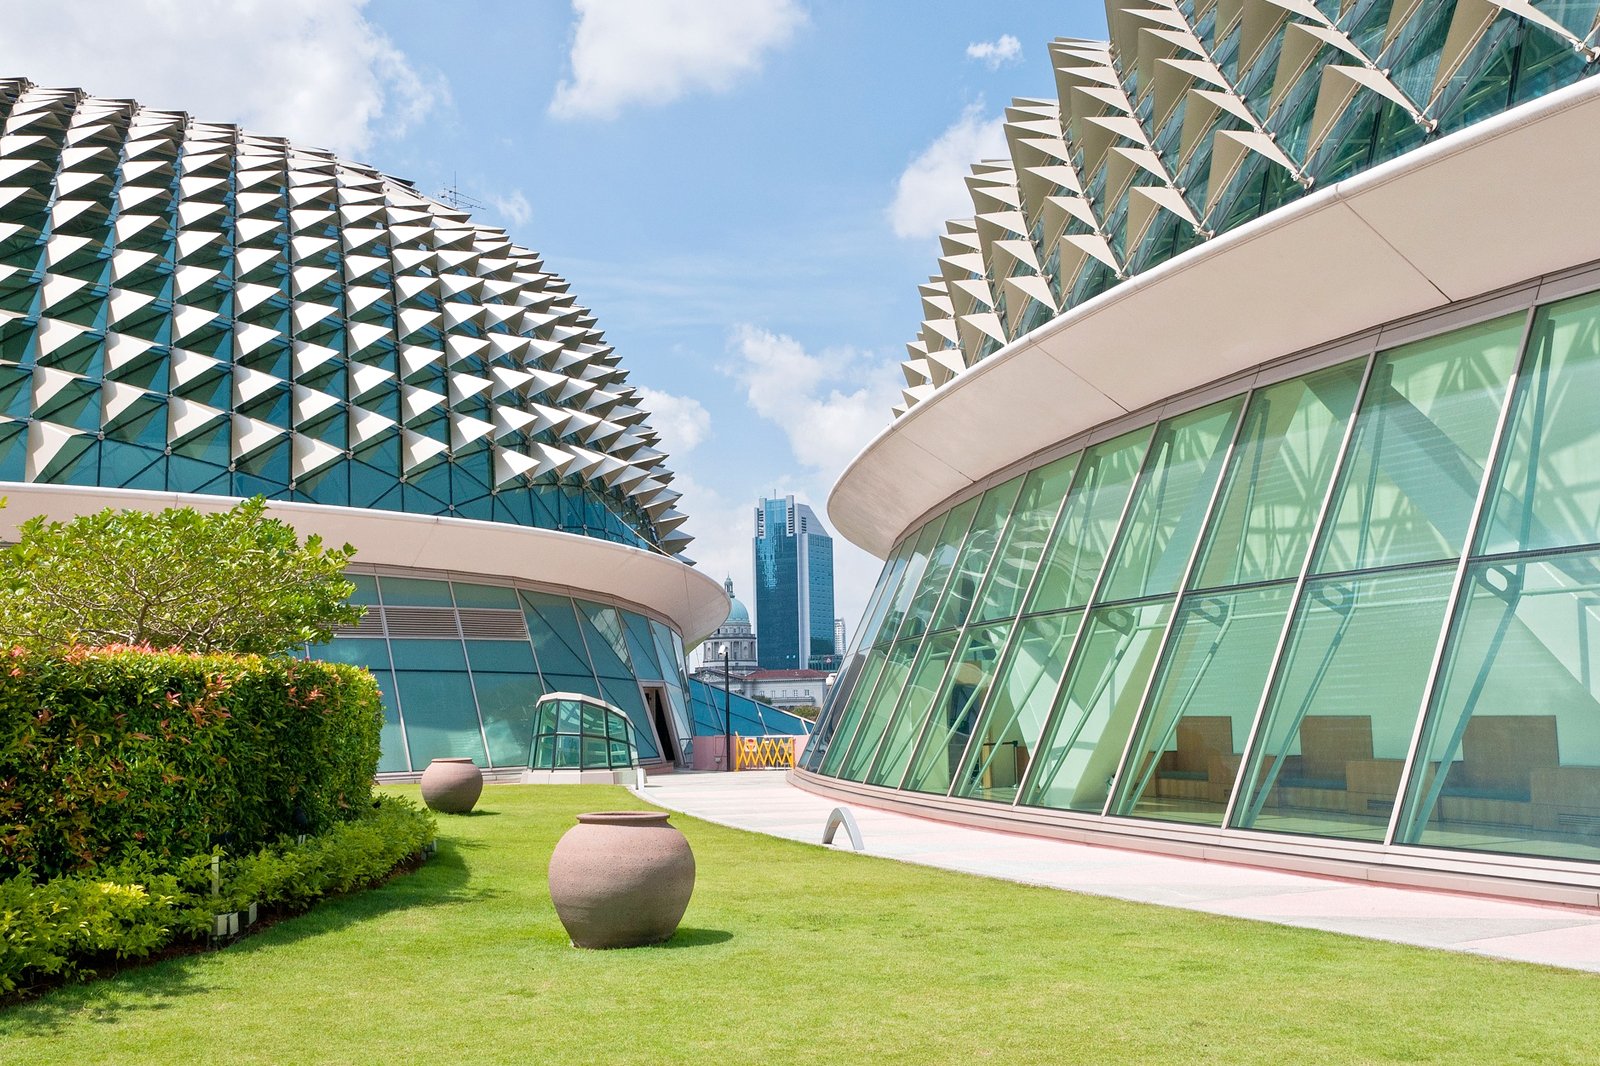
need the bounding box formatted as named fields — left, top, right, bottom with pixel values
left=0, top=498, right=362, bottom=655
left=0, top=647, right=382, bottom=880
left=0, top=797, right=434, bottom=997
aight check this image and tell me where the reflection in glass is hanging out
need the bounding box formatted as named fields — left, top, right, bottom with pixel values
left=1482, top=291, right=1600, bottom=556
left=832, top=640, right=921, bottom=781
left=900, top=497, right=981, bottom=640
left=1101, top=397, right=1243, bottom=602
left=1232, top=566, right=1454, bottom=840
left=1023, top=600, right=1173, bottom=812
left=945, top=610, right=1083, bottom=801
left=1314, top=315, right=1522, bottom=573
left=930, top=477, right=1025, bottom=632
left=1397, top=553, right=1600, bottom=862
left=874, top=522, right=945, bottom=645
left=1111, top=584, right=1294, bottom=825
left=1027, top=427, right=1153, bottom=613
left=1192, top=361, right=1364, bottom=589
left=899, top=621, right=1015, bottom=796
left=973, top=455, right=1079, bottom=622
left=864, top=631, right=964, bottom=785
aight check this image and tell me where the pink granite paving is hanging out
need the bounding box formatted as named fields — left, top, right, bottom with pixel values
left=635, top=770, right=1600, bottom=973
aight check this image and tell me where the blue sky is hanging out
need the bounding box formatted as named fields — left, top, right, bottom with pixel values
left=1, top=0, right=1109, bottom=637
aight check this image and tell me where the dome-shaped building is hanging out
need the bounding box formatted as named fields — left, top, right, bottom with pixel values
left=804, top=2, right=1600, bottom=903
left=0, top=77, right=728, bottom=774
left=702, top=577, right=758, bottom=670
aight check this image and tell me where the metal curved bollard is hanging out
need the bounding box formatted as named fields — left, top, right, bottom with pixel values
left=822, top=807, right=864, bottom=851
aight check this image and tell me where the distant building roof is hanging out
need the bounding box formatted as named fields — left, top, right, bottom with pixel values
left=742, top=669, right=831, bottom=682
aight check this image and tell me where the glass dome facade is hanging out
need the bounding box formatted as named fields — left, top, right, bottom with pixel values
left=0, top=78, right=689, bottom=556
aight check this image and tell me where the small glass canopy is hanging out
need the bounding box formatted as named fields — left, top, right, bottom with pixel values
left=528, top=693, right=639, bottom=771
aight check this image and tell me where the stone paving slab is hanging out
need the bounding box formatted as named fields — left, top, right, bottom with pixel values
left=633, top=770, right=1600, bottom=973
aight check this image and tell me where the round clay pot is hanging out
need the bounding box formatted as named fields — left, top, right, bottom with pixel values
left=419, top=758, right=483, bottom=814
left=548, top=811, right=696, bottom=949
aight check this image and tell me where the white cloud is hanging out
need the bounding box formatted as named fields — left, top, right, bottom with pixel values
left=550, top=0, right=806, bottom=121
left=0, top=0, right=444, bottom=157
left=727, top=325, right=900, bottom=478
left=888, top=102, right=1007, bottom=240
left=636, top=387, right=712, bottom=454
left=489, top=190, right=533, bottom=228
left=966, top=34, right=1023, bottom=69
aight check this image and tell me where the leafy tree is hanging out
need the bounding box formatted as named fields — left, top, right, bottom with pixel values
left=0, top=498, right=363, bottom=654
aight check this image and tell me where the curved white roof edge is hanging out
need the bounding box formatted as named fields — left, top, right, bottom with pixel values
left=0, top=482, right=730, bottom=643
left=830, top=73, right=1600, bottom=557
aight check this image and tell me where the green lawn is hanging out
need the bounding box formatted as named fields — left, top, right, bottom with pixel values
left=2, top=784, right=1595, bottom=1065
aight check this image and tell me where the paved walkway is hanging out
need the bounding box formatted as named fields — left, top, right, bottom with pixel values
left=633, top=770, right=1600, bottom=973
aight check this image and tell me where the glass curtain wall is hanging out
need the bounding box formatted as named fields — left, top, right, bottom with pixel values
left=809, top=284, right=1600, bottom=867
left=315, top=573, right=701, bottom=773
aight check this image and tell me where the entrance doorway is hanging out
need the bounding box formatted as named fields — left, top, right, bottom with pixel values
left=642, top=685, right=679, bottom=766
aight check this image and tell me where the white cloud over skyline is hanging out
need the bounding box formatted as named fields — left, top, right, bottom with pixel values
left=489, top=190, right=534, bottom=228
left=636, top=386, right=712, bottom=455
left=550, top=0, right=806, bottom=121
left=966, top=34, right=1023, bottom=68
left=887, top=102, right=1007, bottom=240
left=0, top=0, right=443, bottom=158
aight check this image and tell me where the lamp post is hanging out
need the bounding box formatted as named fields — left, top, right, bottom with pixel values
left=720, top=642, right=733, bottom=772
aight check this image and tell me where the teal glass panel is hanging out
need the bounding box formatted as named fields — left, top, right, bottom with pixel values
left=973, top=454, right=1080, bottom=622
left=897, top=621, right=1014, bottom=796
left=862, top=630, right=962, bottom=786
left=368, top=667, right=408, bottom=774
left=1022, top=600, right=1174, bottom=813
left=825, top=640, right=918, bottom=779
left=314, top=636, right=388, bottom=670
left=1231, top=566, right=1456, bottom=841
left=599, top=677, right=659, bottom=758
left=346, top=574, right=380, bottom=605
left=387, top=638, right=466, bottom=672
left=377, top=576, right=454, bottom=607
left=464, top=639, right=536, bottom=674
left=1314, top=315, right=1523, bottom=573
left=393, top=670, right=484, bottom=765
left=521, top=591, right=593, bottom=676
left=622, top=612, right=664, bottom=680
left=1482, top=291, right=1600, bottom=555
left=540, top=671, right=603, bottom=700
left=899, top=496, right=980, bottom=640
left=1192, top=361, right=1365, bottom=590
left=1026, top=427, right=1154, bottom=613
left=578, top=603, right=634, bottom=679
left=930, top=477, right=1025, bottom=632
left=948, top=610, right=1084, bottom=802
left=451, top=581, right=520, bottom=609
left=473, top=672, right=543, bottom=766
left=1396, top=551, right=1600, bottom=863
left=1110, top=584, right=1295, bottom=825
left=1101, top=397, right=1243, bottom=602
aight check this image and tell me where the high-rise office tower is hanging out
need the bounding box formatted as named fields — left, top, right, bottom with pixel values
left=753, top=495, right=835, bottom=670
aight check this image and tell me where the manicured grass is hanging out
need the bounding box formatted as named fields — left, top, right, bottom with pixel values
left=2, top=784, right=1596, bottom=1064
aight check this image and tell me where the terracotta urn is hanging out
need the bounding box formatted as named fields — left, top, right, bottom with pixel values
left=548, top=812, right=696, bottom=949
left=420, top=757, right=483, bottom=814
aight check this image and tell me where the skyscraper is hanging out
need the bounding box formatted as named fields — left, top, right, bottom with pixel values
left=753, top=495, right=835, bottom=670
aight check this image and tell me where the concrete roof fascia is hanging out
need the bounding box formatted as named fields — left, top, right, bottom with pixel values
left=829, top=73, right=1600, bottom=557
left=0, top=483, right=731, bottom=644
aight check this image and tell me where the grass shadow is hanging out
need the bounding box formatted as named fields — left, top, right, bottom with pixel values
left=4, top=839, right=490, bottom=1033
left=660, top=927, right=734, bottom=948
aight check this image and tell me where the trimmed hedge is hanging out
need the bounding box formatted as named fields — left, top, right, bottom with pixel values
left=0, top=795, right=435, bottom=996
left=0, top=646, right=382, bottom=880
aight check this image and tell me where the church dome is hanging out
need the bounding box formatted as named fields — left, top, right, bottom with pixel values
left=722, top=577, right=750, bottom=626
